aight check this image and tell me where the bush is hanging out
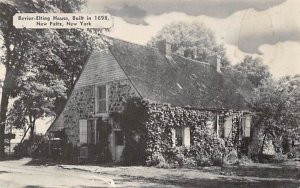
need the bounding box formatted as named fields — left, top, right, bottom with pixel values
left=61, top=143, right=78, bottom=162
left=152, top=152, right=170, bottom=168
left=190, top=127, right=226, bottom=166
left=14, top=134, right=49, bottom=159
left=88, top=143, right=112, bottom=163
left=287, top=147, right=300, bottom=159
left=270, top=153, right=288, bottom=163
left=238, top=155, right=253, bottom=165
left=113, top=97, right=241, bottom=167
left=223, top=150, right=239, bottom=166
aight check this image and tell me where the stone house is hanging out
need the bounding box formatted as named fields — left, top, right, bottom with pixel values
left=47, top=36, right=254, bottom=162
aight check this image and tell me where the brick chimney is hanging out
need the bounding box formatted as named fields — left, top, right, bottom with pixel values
left=207, top=54, right=222, bottom=73
left=156, top=40, right=172, bottom=55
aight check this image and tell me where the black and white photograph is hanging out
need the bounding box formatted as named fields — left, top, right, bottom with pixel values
left=0, top=0, right=299, bottom=187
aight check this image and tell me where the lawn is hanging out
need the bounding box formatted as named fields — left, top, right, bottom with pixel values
left=58, top=161, right=300, bottom=188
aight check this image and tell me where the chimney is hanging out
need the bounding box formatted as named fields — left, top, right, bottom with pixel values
left=207, top=54, right=222, bottom=73
left=156, top=40, right=172, bottom=55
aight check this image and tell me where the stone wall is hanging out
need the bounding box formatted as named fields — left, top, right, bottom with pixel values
left=63, top=85, right=95, bottom=144
left=109, top=80, right=139, bottom=113
left=62, top=79, right=138, bottom=145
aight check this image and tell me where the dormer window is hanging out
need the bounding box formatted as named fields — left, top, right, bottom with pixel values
left=96, top=85, right=107, bottom=113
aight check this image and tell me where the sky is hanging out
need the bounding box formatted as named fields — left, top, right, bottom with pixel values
left=84, top=0, right=300, bottom=78
left=0, top=0, right=300, bottom=134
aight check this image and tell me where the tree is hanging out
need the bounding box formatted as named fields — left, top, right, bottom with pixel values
left=233, top=56, right=271, bottom=87
left=7, top=70, right=66, bottom=139
left=147, top=22, right=229, bottom=66
left=0, top=0, right=88, bottom=158
left=250, top=76, right=300, bottom=159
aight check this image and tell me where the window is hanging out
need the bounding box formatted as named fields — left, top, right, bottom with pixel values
left=175, top=127, right=183, bottom=146
left=79, top=120, right=87, bottom=144
left=242, top=115, right=251, bottom=137
left=218, top=115, right=225, bottom=138
left=115, top=131, right=124, bottom=146
left=96, top=85, right=107, bottom=113
left=172, top=127, right=190, bottom=147
left=79, top=119, right=93, bottom=145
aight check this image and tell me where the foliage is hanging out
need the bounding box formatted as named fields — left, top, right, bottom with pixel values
left=112, top=97, right=242, bottom=167
left=223, top=149, right=239, bottom=166
left=7, top=71, right=66, bottom=137
left=110, top=97, right=148, bottom=165
left=0, top=0, right=99, bottom=158
left=287, top=146, right=300, bottom=159
left=13, top=134, right=49, bottom=159
left=189, top=127, right=226, bottom=166
left=238, top=155, right=253, bottom=165
left=233, top=55, right=271, bottom=87
left=87, top=143, right=112, bottom=163
left=147, top=21, right=229, bottom=66
left=61, top=143, right=78, bottom=162
left=249, top=75, right=300, bottom=160
left=94, top=118, right=112, bottom=163
left=269, top=153, right=288, bottom=163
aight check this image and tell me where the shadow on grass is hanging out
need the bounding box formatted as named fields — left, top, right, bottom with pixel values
left=24, top=158, right=59, bottom=166
left=24, top=158, right=124, bottom=168
left=222, top=165, right=300, bottom=179
left=146, top=174, right=300, bottom=188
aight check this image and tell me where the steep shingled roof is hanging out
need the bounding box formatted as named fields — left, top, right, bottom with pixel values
left=105, top=36, right=254, bottom=110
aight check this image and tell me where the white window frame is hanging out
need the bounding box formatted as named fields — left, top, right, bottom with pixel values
left=172, top=127, right=190, bottom=148
left=95, top=85, right=108, bottom=116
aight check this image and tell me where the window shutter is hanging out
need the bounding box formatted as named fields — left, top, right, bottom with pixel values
left=224, top=116, right=232, bottom=138
left=171, top=128, right=176, bottom=147
left=79, top=119, right=88, bottom=144
left=183, top=127, right=190, bottom=148
left=244, top=116, right=251, bottom=137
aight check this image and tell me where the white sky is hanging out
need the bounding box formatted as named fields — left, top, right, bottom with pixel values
left=104, top=0, right=300, bottom=78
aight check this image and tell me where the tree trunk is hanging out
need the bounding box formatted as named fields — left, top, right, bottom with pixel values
left=29, top=117, right=36, bottom=138
left=259, top=128, right=269, bottom=162
left=0, top=86, right=10, bottom=159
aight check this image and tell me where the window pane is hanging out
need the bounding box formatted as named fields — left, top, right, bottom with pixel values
left=98, top=100, right=106, bottom=113
left=175, top=127, right=183, bottom=146
left=115, top=131, right=124, bottom=145
left=218, top=116, right=225, bottom=138
left=98, top=86, right=106, bottom=99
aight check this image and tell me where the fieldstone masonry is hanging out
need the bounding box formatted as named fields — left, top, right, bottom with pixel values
left=109, top=80, right=138, bottom=112
left=63, top=85, right=95, bottom=144
left=61, top=79, right=138, bottom=144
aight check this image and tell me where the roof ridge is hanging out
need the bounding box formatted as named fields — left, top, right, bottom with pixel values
left=102, top=34, right=248, bottom=75
left=102, top=34, right=160, bottom=51
left=172, top=54, right=210, bottom=66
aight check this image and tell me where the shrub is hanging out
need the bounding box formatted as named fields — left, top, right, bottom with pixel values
left=112, top=97, right=240, bottom=167
left=62, top=143, right=78, bottom=162
left=190, top=127, right=226, bottom=166
left=88, top=143, right=112, bottom=163
left=270, top=153, right=288, bottom=163
left=223, top=149, right=239, bottom=166
left=287, top=147, right=300, bottom=159
left=14, top=134, right=49, bottom=159
left=152, top=152, right=170, bottom=168
left=182, top=157, right=197, bottom=168
left=110, top=98, right=147, bottom=165
left=238, top=155, right=253, bottom=165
